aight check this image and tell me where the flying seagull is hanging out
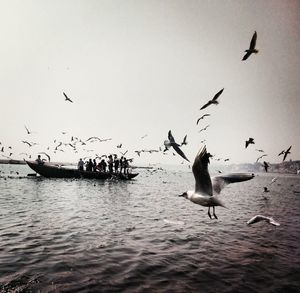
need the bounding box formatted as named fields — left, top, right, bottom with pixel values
left=245, top=137, right=255, bottom=148
left=242, top=31, right=259, bottom=61
left=179, top=145, right=255, bottom=219
left=164, top=130, right=190, bottom=162
left=196, top=114, right=210, bottom=125
left=247, top=215, right=279, bottom=226
left=263, top=161, right=269, bottom=172
left=282, top=145, right=292, bottom=162
left=63, top=92, right=73, bottom=103
left=24, top=125, right=33, bottom=135
left=256, top=154, right=267, bottom=162
left=180, top=135, right=188, bottom=146
left=200, top=88, right=224, bottom=110
left=199, top=125, right=210, bottom=133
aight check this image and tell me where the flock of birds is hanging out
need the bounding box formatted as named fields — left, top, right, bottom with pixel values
left=1, top=31, right=296, bottom=227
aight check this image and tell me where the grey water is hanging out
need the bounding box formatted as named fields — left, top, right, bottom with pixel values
left=0, top=164, right=299, bottom=292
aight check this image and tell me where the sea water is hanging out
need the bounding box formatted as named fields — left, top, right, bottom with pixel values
left=0, top=164, right=299, bottom=292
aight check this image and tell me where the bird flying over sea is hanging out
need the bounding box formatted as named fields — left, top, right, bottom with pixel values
left=199, top=125, right=210, bottom=133
left=196, top=114, right=210, bottom=125
left=263, top=161, right=269, bottom=172
left=247, top=215, right=279, bottom=226
left=164, top=130, right=190, bottom=162
left=245, top=137, right=255, bottom=148
left=242, top=31, right=259, bottom=61
left=256, top=149, right=264, bottom=153
left=63, top=92, right=73, bottom=103
left=200, top=88, right=224, bottom=110
left=24, top=125, right=34, bottom=135
left=180, top=135, right=188, bottom=146
left=282, top=146, right=292, bottom=162
left=179, top=145, right=255, bottom=219
left=256, top=154, right=267, bottom=162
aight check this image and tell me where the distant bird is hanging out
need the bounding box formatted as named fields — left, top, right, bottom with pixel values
left=22, top=141, right=33, bottom=147
left=263, top=187, right=270, bottom=193
left=247, top=215, right=279, bottom=226
left=1, top=147, right=4, bottom=152
left=164, top=130, right=190, bottom=162
left=199, top=125, right=210, bottom=133
left=180, top=135, right=188, bottom=146
left=135, top=150, right=141, bottom=157
left=200, top=88, right=224, bottom=110
left=256, top=149, right=265, bottom=153
left=245, top=137, right=255, bottom=148
left=263, top=161, right=269, bottom=172
left=224, top=158, right=230, bottom=162
left=120, top=150, right=128, bottom=156
left=282, top=145, right=292, bottom=162
left=271, top=177, right=277, bottom=184
left=256, top=149, right=264, bottom=153
left=242, top=31, right=259, bottom=61
left=63, top=92, right=73, bottom=103
left=256, top=154, right=267, bottom=162
left=117, top=144, right=122, bottom=148
left=278, top=150, right=285, bottom=156
left=24, top=125, right=34, bottom=135
left=39, top=152, right=51, bottom=162
left=141, top=134, right=148, bottom=139
left=196, top=114, right=210, bottom=125
left=179, top=145, right=255, bottom=219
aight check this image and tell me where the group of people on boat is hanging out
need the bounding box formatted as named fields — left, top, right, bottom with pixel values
left=77, top=155, right=131, bottom=174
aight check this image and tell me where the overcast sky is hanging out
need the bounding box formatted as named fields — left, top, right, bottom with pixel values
left=0, top=0, right=299, bottom=165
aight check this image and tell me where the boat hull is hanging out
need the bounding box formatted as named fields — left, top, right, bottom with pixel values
left=26, top=161, right=138, bottom=180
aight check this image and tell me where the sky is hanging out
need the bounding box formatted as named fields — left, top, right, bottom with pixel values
left=0, top=0, right=299, bottom=166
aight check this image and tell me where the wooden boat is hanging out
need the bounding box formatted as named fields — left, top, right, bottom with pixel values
left=26, top=161, right=138, bottom=180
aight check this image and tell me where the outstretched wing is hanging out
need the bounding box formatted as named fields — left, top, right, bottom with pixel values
left=200, top=101, right=211, bottom=110
left=172, top=144, right=190, bottom=162
left=192, top=146, right=212, bottom=195
left=249, top=31, right=257, bottom=50
left=212, top=173, right=255, bottom=194
left=168, top=130, right=176, bottom=144
left=212, top=88, right=224, bottom=101
left=242, top=51, right=252, bottom=61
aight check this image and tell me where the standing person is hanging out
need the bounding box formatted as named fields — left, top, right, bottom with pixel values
left=100, top=159, right=107, bottom=172
left=92, top=159, right=97, bottom=172
left=119, top=156, right=124, bottom=173
left=86, top=159, right=93, bottom=172
left=123, top=157, right=129, bottom=174
left=108, top=155, right=113, bottom=173
left=36, top=155, right=44, bottom=165
left=114, top=154, right=119, bottom=173
left=77, top=158, right=84, bottom=171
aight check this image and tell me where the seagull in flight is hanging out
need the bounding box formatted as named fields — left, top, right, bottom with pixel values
left=200, top=88, right=224, bottom=110
left=263, top=161, right=269, bottom=172
left=247, top=215, right=279, bottom=226
left=196, top=114, right=210, bottom=125
left=256, top=154, right=267, bottom=162
left=180, top=135, right=188, bottom=146
left=242, top=31, right=259, bottom=61
left=24, top=125, right=34, bottom=135
left=245, top=137, right=255, bottom=148
left=63, top=92, right=73, bottom=103
left=198, top=125, right=210, bottom=133
left=282, top=145, right=292, bottom=162
left=179, top=146, right=255, bottom=219
left=164, top=130, right=190, bottom=162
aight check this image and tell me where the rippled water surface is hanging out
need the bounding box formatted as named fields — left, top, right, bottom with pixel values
left=0, top=164, right=299, bottom=292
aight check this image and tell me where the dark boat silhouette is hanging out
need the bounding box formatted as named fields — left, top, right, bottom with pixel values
left=26, top=161, right=138, bottom=180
